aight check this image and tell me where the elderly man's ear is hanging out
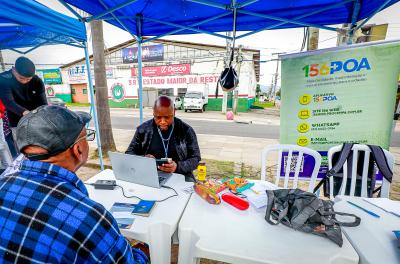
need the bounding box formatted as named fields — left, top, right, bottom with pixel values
left=71, top=144, right=81, bottom=160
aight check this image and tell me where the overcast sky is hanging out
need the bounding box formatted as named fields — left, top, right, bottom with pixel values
left=2, top=1, right=400, bottom=86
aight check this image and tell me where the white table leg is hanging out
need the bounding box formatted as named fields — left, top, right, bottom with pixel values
left=178, top=228, right=200, bottom=264
left=148, top=222, right=172, bottom=264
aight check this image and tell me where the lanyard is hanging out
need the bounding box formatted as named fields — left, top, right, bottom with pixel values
left=157, top=124, right=174, bottom=158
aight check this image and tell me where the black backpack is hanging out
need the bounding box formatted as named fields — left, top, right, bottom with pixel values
left=265, top=188, right=360, bottom=247
left=313, top=143, right=393, bottom=198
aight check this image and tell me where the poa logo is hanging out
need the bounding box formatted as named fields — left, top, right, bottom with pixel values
left=111, top=83, right=125, bottom=102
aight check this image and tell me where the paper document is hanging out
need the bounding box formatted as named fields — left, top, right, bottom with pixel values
left=363, top=198, right=400, bottom=217
left=242, top=182, right=277, bottom=209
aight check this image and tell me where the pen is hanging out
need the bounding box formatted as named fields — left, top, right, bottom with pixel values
left=347, top=201, right=380, bottom=218
left=251, top=188, right=260, bottom=195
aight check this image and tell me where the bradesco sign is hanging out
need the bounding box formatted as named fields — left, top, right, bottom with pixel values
left=131, top=64, right=191, bottom=77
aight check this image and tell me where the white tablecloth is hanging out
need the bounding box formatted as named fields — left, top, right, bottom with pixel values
left=86, top=169, right=193, bottom=264
left=334, top=195, right=400, bottom=264
left=178, top=181, right=359, bottom=264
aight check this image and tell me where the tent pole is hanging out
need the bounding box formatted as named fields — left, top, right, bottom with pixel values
left=354, top=0, right=392, bottom=32
left=84, top=41, right=105, bottom=170
left=347, top=0, right=361, bottom=45
left=86, top=0, right=139, bottom=22
left=136, top=15, right=144, bottom=124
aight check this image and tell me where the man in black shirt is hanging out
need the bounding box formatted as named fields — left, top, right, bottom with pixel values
left=0, top=57, right=47, bottom=127
left=126, top=96, right=201, bottom=181
left=0, top=57, right=47, bottom=155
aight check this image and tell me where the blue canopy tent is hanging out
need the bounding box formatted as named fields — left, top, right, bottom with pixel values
left=0, top=0, right=105, bottom=169
left=60, top=0, right=400, bottom=125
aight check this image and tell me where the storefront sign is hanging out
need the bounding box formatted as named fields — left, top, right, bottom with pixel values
left=280, top=41, right=400, bottom=178
left=37, top=69, right=62, bottom=84
left=122, top=45, right=164, bottom=63
left=68, top=65, right=87, bottom=84
left=131, top=64, right=191, bottom=77
left=128, top=75, right=219, bottom=87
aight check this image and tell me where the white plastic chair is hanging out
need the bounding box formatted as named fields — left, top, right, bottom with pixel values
left=328, top=144, right=395, bottom=200
left=261, top=144, right=321, bottom=192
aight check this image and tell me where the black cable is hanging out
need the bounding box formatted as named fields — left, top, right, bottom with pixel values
left=84, top=182, right=179, bottom=202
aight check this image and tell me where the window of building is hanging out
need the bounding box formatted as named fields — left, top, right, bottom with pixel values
left=83, top=89, right=88, bottom=94
left=71, top=88, right=76, bottom=95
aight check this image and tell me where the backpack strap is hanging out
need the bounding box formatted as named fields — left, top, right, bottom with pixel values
left=313, top=143, right=354, bottom=193
left=333, top=212, right=361, bottom=227
left=367, top=144, right=393, bottom=183
left=265, top=190, right=279, bottom=225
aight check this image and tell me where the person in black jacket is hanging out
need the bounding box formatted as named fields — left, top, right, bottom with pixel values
left=0, top=57, right=47, bottom=156
left=126, top=96, right=201, bottom=181
left=0, top=57, right=47, bottom=128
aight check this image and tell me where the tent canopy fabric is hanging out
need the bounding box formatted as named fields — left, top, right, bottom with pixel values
left=0, top=0, right=86, bottom=50
left=63, top=0, right=399, bottom=38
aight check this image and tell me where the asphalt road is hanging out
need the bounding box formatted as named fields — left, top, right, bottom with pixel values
left=91, top=113, right=400, bottom=147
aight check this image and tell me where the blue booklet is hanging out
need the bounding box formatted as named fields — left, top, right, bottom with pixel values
left=132, top=200, right=156, bottom=217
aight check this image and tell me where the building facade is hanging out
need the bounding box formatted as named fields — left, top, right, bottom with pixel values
left=57, top=38, right=260, bottom=112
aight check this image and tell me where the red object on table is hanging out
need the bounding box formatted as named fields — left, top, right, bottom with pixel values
left=221, top=193, right=249, bottom=210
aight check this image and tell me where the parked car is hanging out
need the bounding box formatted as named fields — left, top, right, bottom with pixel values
left=184, top=85, right=208, bottom=112
left=47, top=96, right=66, bottom=108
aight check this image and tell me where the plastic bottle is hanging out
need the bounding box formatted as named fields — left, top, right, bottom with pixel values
left=197, top=161, right=207, bottom=182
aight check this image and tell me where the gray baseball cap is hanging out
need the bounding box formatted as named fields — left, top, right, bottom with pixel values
left=17, top=105, right=91, bottom=160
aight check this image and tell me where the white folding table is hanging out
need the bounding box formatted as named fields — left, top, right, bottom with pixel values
left=334, top=196, right=400, bottom=264
left=86, top=169, right=193, bottom=264
left=178, top=181, right=359, bottom=264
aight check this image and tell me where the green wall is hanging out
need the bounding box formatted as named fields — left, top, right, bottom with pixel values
left=207, top=98, right=252, bottom=112
left=56, top=94, right=72, bottom=103
left=107, top=98, right=254, bottom=112
left=207, top=98, right=223, bottom=111
left=108, top=99, right=138, bottom=108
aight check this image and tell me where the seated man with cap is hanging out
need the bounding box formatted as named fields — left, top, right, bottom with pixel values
left=0, top=105, right=147, bottom=263
left=0, top=56, right=48, bottom=156
left=126, top=96, right=201, bottom=181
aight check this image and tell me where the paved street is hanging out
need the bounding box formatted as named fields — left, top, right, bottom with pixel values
left=75, top=107, right=400, bottom=147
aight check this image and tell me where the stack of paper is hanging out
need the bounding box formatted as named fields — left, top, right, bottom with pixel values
left=242, top=182, right=277, bottom=209
left=363, top=198, right=400, bottom=217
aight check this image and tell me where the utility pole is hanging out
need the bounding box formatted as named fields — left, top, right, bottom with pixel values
left=221, top=31, right=232, bottom=114
left=232, top=45, right=243, bottom=114
left=90, top=20, right=116, bottom=154
left=307, top=27, right=319, bottom=51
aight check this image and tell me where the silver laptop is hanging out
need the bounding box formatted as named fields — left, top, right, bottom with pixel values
left=109, top=152, right=172, bottom=188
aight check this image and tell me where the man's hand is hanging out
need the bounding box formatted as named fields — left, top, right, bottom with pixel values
left=158, top=160, right=177, bottom=173
left=22, top=110, right=30, bottom=116
left=145, top=154, right=155, bottom=158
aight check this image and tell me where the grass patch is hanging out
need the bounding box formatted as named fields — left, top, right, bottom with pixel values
left=66, top=102, right=91, bottom=107
left=193, top=159, right=235, bottom=179
left=252, top=101, right=275, bottom=108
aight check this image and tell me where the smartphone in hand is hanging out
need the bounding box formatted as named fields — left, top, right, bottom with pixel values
left=156, top=158, right=172, bottom=166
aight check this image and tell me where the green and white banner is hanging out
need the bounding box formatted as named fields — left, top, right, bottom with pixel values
left=280, top=41, right=400, bottom=151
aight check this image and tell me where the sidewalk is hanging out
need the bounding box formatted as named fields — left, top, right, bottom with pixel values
left=70, top=106, right=281, bottom=126
left=87, top=128, right=279, bottom=168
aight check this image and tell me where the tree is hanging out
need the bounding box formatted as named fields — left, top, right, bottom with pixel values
left=90, top=20, right=116, bottom=154
left=276, top=89, right=281, bottom=98
left=255, top=84, right=261, bottom=98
